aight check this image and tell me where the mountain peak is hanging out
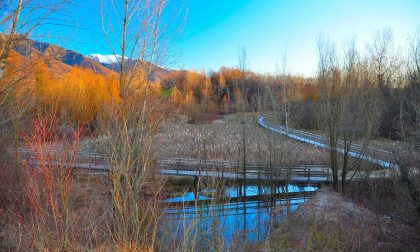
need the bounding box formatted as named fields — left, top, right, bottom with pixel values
left=87, top=54, right=126, bottom=64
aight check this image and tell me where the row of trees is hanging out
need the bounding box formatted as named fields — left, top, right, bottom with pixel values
left=315, top=27, right=419, bottom=183
left=316, top=35, right=382, bottom=191
left=162, top=28, right=419, bottom=144
left=163, top=67, right=319, bottom=116
left=3, top=54, right=318, bottom=128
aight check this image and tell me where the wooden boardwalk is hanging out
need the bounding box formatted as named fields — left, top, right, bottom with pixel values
left=158, top=158, right=331, bottom=183
left=18, top=149, right=331, bottom=183
left=258, top=116, right=399, bottom=170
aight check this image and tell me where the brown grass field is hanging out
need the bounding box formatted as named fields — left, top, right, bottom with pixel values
left=154, top=113, right=329, bottom=166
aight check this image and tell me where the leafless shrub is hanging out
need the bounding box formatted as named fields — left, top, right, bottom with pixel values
left=16, top=112, right=81, bottom=250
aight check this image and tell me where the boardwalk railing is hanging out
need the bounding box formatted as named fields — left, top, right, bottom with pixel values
left=258, top=116, right=399, bottom=170
left=158, top=157, right=331, bottom=182
left=17, top=149, right=331, bottom=183
left=18, top=149, right=109, bottom=171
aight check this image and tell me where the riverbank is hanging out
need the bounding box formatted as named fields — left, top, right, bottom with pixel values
left=263, top=188, right=419, bottom=251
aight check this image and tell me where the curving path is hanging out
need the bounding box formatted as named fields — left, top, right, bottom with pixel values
left=258, top=116, right=399, bottom=170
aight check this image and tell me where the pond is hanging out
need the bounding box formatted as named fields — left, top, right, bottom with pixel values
left=160, top=183, right=318, bottom=248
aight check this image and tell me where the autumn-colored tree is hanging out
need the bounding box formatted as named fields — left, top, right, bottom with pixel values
left=32, top=66, right=117, bottom=125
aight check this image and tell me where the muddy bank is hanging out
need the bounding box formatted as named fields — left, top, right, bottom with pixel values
left=263, top=188, right=419, bottom=251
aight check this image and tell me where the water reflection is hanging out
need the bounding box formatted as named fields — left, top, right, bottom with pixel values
left=161, top=183, right=317, bottom=245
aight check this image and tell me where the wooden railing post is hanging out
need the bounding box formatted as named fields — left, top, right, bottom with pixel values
left=308, top=168, right=311, bottom=182
left=327, top=169, right=330, bottom=182
left=199, top=159, right=202, bottom=177
left=221, top=163, right=224, bottom=179
left=176, top=158, right=180, bottom=175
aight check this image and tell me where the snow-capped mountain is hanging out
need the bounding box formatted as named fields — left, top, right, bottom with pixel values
left=87, top=53, right=172, bottom=81
left=6, top=37, right=173, bottom=80
left=87, top=54, right=126, bottom=64
left=9, top=39, right=115, bottom=76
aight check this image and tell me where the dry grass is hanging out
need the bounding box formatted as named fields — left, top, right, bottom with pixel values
left=344, top=175, right=420, bottom=226
left=154, top=113, right=328, bottom=166
left=264, top=188, right=419, bottom=251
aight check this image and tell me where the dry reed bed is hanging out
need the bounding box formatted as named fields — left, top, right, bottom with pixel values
left=154, top=113, right=328, bottom=166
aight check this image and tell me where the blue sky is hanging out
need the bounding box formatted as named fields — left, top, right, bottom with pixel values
left=13, top=0, right=420, bottom=76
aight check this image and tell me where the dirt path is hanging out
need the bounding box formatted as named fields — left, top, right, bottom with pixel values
left=262, top=188, right=419, bottom=251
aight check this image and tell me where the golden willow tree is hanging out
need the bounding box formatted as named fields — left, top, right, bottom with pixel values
left=0, top=0, right=68, bottom=164
left=0, top=0, right=68, bottom=156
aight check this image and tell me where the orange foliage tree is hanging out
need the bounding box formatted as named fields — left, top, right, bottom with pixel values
left=36, top=67, right=118, bottom=125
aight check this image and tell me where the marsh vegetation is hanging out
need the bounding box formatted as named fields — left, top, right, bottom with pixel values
left=0, top=0, right=419, bottom=251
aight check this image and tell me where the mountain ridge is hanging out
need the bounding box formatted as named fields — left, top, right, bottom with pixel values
left=11, top=39, right=115, bottom=77
left=6, top=37, right=171, bottom=80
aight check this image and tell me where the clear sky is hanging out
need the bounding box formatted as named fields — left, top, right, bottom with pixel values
left=12, top=0, right=420, bottom=76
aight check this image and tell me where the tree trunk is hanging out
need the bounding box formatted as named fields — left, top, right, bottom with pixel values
left=341, top=134, right=349, bottom=193
left=0, top=0, right=23, bottom=79
left=331, top=147, right=339, bottom=191
left=329, top=124, right=339, bottom=191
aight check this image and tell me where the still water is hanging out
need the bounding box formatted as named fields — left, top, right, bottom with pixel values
left=161, top=183, right=318, bottom=245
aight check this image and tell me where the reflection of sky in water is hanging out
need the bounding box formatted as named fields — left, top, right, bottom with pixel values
left=162, top=184, right=317, bottom=245
left=164, top=192, right=209, bottom=203
left=226, top=184, right=317, bottom=198
left=164, top=184, right=317, bottom=203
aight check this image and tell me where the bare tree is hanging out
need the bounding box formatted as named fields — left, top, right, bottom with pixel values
left=407, top=27, right=420, bottom=140
left=369, top=28, right=394, bottom=91
left=396, top=27, right=420, bottom=215
left=317, top=35, right=342, bottom=191
left=340, top=39, right=381, bottom=193
left=367, top=28, right=401, bottom=138
left=317, top=35, right=382, bottom=192
left=0, top=0, right=68, bottom=79
left=99, top=0, right=178, bottom=248
left=281, top=46, right=289, bottom=132
left=238, top=46, right=247, bottom=197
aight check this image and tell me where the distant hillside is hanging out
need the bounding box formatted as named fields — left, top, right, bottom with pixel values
left=12, top=39, right=115, bottom=77
left=8, top=38, right=171, bottom=80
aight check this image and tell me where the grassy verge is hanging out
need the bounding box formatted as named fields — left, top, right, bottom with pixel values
left=263, top=188, right=419, bottom=251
